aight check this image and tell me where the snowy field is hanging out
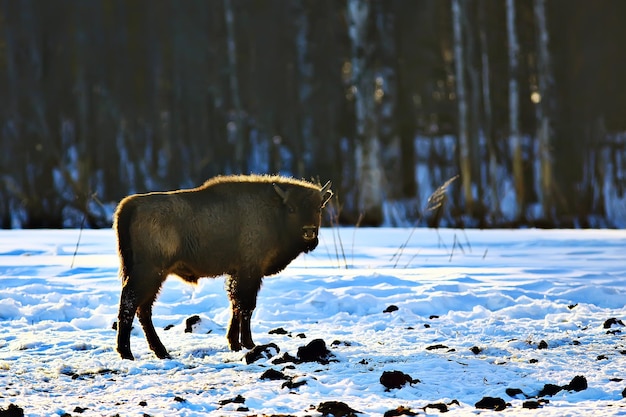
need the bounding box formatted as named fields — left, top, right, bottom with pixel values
left=0, top=228, right=625, bottom=416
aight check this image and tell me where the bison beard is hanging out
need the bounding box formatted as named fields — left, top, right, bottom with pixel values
left=114, top=174, right=332, bottom=360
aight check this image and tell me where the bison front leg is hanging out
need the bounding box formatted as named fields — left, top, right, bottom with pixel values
left=226, top=275, right=262, bottom=351
left=239, top=309, right=255, bottom=349
left=226, top=308, right=243, bottom=351
left=226, top=307, right=256, bottom=351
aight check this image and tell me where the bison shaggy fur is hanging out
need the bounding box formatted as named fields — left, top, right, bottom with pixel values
left=114, top=174, right=332, bottom=360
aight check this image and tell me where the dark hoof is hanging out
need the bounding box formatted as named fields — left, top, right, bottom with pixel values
left=229, top=340, right=242, bottom=352
left=153, top=348, right=171, bottom=359
left=118, top=351, right=135, bottom=361
left=242, top=341, right=256, bottom=350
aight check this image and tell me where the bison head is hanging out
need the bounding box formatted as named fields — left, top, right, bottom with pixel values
left=273, top=180, right=332, bottom=253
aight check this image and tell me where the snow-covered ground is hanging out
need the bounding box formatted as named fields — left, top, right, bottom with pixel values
left=0, top=228, right=625, bottom=416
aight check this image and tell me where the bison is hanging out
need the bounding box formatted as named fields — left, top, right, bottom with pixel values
left=114, top=174, right=332, bottom=360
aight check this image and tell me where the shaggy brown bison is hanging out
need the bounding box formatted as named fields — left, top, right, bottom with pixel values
left=114, top=174, right=332, bottom=360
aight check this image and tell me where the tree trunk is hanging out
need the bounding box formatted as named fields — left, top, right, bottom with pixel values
left=478, top=0, right=501, bottom=221
left=451, top=0, right=474, bottom=216
left=347, top=0, right=384, bottom=226
left=533, top=0, right=555, bottom=222
left=507, top=0, right=524, bottom=221
left=395, top=59, right=417, bottom=198
left=464, top=4, right=484, bottom=219
left=1, top=0, right=19, bottom=227
left=391, top=1, right=417, bottom=199
left=224, top=0, right=246, bottom=173
left=294, top=0, right=312, bottom=178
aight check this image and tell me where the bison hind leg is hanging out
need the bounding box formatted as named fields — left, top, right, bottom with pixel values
left=117, top=285, right=139, bottom=360
left=117, top=271, right=169, bottom=360
left=137, top=302, right=170, bottom=359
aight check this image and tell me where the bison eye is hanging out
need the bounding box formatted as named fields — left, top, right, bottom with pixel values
left=287, top=205, right=296, bottom=213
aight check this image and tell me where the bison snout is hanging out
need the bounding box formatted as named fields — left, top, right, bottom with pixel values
left=302, top=225, right=318, bottom=241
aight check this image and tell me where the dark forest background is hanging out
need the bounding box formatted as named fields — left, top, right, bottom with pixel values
left=1, top=0, right=625, bottom=229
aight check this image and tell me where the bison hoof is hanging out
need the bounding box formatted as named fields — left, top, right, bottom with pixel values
left=229, top=341, right=255, bottom=351
left=153, top=348, right=171, bottom=359
left=119, top=351, right=135, bottom=361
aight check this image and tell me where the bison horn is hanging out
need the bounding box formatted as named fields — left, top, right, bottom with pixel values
left=320, top=180, right=333, bottom=207
left=273, top=183, right=289, bottom=204
left=320, top=180, right=332, bottom=196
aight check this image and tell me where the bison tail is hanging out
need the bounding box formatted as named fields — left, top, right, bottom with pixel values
left=114, top=198, right=136, bottom=280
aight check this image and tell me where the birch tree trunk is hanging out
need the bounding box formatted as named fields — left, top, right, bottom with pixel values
left=506, top=0, right=524, bottom=220
left=347, top=0, right=384, bottom=225
left=533, top=0, right=555, bottom=221
left=451, top=0, right=474, bottom=215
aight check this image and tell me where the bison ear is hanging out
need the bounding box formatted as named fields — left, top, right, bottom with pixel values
left=320, top=180, right=333, bottom=208
left=273, top=183, right=289, bottom=204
